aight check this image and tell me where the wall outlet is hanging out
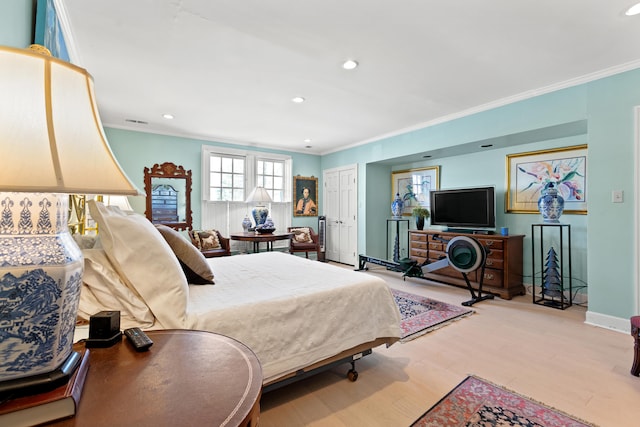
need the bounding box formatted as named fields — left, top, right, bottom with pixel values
left=612, top=190, right=624, bottom=203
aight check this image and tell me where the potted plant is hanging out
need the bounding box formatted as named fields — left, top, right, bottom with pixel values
left=412, top=207, right=430, bottom=230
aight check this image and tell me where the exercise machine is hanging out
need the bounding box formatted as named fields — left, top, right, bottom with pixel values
left=357, top=234, right=495, bottom=306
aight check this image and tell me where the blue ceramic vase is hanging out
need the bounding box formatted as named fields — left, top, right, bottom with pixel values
left=391, top=193, right=404, bottom=218
left=538, top=182, right=565, bottom=223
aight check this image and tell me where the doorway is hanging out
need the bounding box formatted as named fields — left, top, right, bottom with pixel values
left=323, top=164, right=358, bottom=265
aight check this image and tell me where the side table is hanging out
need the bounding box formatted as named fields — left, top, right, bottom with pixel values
left=230, top=232, right=293, bottom=253
left=52, top=330, right=262, bottom=426
left=531, top=223, right=572, bottom=309
left=387, top=218, right=409, bottom=262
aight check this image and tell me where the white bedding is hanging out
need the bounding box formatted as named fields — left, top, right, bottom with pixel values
left=186, top=252, right=402, bottom=383
left=79, top=202, right=401, bottom=385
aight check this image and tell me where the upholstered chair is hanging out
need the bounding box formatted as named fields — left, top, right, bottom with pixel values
left=287, top=226, right=320, bottom=259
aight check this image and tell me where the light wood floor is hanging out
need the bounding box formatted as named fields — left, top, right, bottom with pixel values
left=259, top=265, right=640, bottom=427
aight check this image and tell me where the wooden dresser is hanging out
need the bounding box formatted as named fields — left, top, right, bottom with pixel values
left=409, top=230, right=525, bottom=300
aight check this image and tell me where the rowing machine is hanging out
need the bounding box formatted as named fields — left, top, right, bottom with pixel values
left=357, top=235, right=494, bottom=306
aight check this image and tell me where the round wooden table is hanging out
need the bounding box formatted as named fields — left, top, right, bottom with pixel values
left=53, top=330, right=262, bottom=427
left=230, top=232, right=293, bottom=253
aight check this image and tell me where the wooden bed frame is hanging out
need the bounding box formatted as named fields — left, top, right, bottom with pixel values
left=263, top=337, right=397, bottom=392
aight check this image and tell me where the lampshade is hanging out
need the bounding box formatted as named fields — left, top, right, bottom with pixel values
left=245, top=186, right=273, bottom=204
left=102, top=195, right=134, bottom=212
left=0, top=45, right=139, bottom=195
left=0, top=45, right=140, bottom=397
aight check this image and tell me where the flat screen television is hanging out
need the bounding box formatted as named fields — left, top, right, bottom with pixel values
left=429, top=186, right=496, bottom=231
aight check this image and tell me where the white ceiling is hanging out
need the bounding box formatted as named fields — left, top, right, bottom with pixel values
left=59, top=0, right=640, bottom=156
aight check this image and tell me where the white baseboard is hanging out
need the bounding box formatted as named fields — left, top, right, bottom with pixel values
left=585, top=311, right=630, bottom=334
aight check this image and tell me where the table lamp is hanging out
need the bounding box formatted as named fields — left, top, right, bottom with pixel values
left=245, top=186, right=272, bottom=228
left=0, top=45, right=140, bottom=397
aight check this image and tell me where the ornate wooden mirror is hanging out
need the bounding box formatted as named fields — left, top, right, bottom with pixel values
left=144, top=162, right=192, bottom=231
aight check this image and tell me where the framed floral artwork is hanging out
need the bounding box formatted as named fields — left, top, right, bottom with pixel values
left=506, top=144, right=587, bottom=214
left=391, top=166, right=440, bottom=216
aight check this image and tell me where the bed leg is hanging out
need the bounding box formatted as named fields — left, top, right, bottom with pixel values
left=347, top=361, right=359, bottom=382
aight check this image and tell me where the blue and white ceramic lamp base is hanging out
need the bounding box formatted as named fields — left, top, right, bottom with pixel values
left=0, top=192, right=82, bottom=383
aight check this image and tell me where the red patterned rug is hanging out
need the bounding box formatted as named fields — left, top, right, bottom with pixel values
left=392, top=289, right=474, bottom=342
left=411, top=376, right=596, bottom=427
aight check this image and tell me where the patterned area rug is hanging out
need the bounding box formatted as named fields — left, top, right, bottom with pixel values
left=392, top=289, right=474, bottom=342
left=411, top=376, right=596, bottom=427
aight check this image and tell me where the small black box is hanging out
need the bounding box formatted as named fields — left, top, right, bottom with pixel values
left=89, top=310, right=120, bottom=339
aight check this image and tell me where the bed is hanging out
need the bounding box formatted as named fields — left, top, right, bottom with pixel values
left=77, top=201, right=402, bottom=389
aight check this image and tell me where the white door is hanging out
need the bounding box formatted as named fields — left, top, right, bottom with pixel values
left=339, top=167, right=357, bottom=265
left=324, top=170, right=340, bottom=261
left=323, top=164, right=358, bottom=265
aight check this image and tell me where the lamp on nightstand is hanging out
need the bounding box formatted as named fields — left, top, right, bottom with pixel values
left=0, top=45, right=140, bottom=397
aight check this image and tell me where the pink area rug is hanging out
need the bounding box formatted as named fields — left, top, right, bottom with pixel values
left=411, top=375, right=596, bottom=427
left=392, top=289, right=473, bottom=342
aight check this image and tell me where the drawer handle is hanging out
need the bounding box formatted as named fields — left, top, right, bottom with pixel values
left=485, top=240, right=495, bottom=246
left=484, top=273, right=494, bottom=280
left=485, top=260, right=494, bottom=266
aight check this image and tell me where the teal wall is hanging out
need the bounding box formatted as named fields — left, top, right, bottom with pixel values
left=1, top=1, right=34, bottom=48
left=5, top=3, right=639, bottom=326
left=104, top=128, right=322, bottom=230
left=322, top=72, right=640, bottom=325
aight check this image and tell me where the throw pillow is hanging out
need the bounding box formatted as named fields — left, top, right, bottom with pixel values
left=155, top=224, right=215, bottom=285
left=292, top=227, right=313, bottom=243
left=191, top=229, right=221, bottom=250
left=87, top=200, right=189, bottom=329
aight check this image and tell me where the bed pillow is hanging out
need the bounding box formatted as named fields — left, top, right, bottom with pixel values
left=190, top=229, right=221, bottom=250
left=292, top=227, right=313, bottom=243
left=155, top=224, right=215, bottom=285
left=78, top=249, right=155, bottom=329
left=87, top=200, right=188, bottom=329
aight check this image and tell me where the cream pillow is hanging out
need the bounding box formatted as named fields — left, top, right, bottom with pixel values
left=155, top=224, right=215, bottom=285
left=87, top=200, right=188, bottom=329
left=292, top=227, right=313, bottom=243
left=78, top=249, right=155, bottom=329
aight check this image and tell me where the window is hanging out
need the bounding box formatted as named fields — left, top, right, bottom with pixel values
left=201, top=146, right=292, bottom=237
left=209, top=154, right=245, bottom=201
left=257, top=159, right=285, bottom=202
left=202, top=146, right=292, bottom=202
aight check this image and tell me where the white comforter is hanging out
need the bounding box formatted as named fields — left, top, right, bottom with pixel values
left=186, top=252, right=402, bottom=383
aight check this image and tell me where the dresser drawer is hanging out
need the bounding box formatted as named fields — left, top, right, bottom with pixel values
left=411, top=241, right=428, bottom=250
left=410, top=233, right=428, bottom=243
left=476, top=238, right=503, bottom=250
left=480, top=268, right=503, bottom=287
left=483, top=257, right=503, bottom=269
left=411, top=247, right=428, bottom=259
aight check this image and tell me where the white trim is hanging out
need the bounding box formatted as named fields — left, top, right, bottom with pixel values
left=636, top=106, right=640, bottom=315
left=322, top=59, right=640, bottom=156
left=585, top=311, right=630, bottom=334
left=52, top=0, right=81, bottom=64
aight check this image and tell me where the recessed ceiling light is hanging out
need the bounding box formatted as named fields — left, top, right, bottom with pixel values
left=292, top=97, right=305, bottom=103
left=162, top=113, right=174, bottom=119
left=626, top=3, right=640, bottom=15
left=342, top=59, right=359, bottom=70
left=304, top=138, right=312, bottom=143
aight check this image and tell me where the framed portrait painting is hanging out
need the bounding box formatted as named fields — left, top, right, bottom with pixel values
left=391, top=166, right=440, bottom=216
left=293, top=176, right=318, bottom=217
left=506, top=144, right=587, bottom=214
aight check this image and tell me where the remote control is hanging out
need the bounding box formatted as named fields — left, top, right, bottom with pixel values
left=123, top=327, right=153, bottom=351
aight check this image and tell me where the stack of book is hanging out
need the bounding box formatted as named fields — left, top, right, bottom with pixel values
left=0, top=349, right=90, bottom=427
